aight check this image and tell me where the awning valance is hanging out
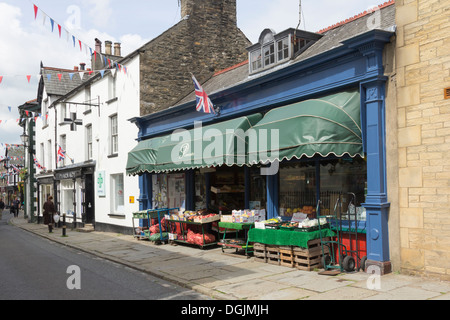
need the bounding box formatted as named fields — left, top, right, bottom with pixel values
left=153, top=113, right=263, bottom=173
left=126, top=135, right=169, bottom=176
left=248, top=90, right=363, bottom=164
left=127, top=114, right=263, bottom=175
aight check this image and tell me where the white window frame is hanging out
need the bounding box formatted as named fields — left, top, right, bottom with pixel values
left=109, top=114, right=118, bottom=155
left=110, top=173, right=124, bottom=214
left=86, top=124, right=93, bottom=161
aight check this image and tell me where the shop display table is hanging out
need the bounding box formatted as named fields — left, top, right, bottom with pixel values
left=167, top=219, right=218, bottom=249
left=217, top=222, right=254, bottom=256
left=248, top=228, right=335, bottom=249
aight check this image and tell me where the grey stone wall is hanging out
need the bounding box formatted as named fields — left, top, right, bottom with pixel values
left=139, top=0, right=250, bottom=116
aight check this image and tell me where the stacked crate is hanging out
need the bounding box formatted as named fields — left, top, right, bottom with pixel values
left=252, top=238, right=331, bottom=271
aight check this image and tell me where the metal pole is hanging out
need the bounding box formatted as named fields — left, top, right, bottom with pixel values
left=62, top=213, right=67, bottom=237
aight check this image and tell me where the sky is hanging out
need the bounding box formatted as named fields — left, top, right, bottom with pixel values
left=0, top=0, right=386, bottom=147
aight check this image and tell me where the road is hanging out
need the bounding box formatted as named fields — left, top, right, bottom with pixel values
left=0, top=211, right=210, bottom=300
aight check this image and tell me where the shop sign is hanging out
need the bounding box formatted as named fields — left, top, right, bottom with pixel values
left=97, top=171, right=106, bottom=197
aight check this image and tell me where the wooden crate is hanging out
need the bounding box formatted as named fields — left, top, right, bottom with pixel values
left=265, top=245, right=280, bottom=265
left=293, top=238, right=331, bottom=271
left=279, top=246, right=294, bottom=268
left=253, top=243, right=267, bottom=263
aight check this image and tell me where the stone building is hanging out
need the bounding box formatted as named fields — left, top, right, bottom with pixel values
left=390, top=0, right=450, bottom=279
left=136, top=0, right=250, bottom=115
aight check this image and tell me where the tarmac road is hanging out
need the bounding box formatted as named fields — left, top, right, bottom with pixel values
left=0, top=211, right=210, bottom=300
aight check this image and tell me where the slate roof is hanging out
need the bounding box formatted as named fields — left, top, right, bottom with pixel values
left=41, top=67, right=88, bottom=98
left=175, top=2, right=396, bottom=106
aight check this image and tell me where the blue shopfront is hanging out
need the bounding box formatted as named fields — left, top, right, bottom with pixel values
left=127, top=29, right=394, bottom=274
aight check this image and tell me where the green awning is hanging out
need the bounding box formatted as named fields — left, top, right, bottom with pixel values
left=248, top=90, right=363, bottom=164
left=153, top=114, right=263, bottom=173
left=126, top=135, right=169, bottom=176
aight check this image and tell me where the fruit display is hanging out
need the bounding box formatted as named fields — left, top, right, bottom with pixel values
left=283, top=206, right=316, bottom=217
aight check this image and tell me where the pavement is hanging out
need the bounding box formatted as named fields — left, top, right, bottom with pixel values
left=8, top=213, right=450, bottom=300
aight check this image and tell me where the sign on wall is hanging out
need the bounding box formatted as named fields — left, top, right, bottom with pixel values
left=97, top=171, right=106, bottom=197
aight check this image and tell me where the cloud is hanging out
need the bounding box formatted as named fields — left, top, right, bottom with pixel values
left=82, top=0, right=114, bottom=29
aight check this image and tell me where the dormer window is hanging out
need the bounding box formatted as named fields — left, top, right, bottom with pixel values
left=248, top=28, right=322, bottom=75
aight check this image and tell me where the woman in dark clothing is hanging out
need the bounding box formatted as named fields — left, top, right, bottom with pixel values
left=43, top=196, right=56, bottom=233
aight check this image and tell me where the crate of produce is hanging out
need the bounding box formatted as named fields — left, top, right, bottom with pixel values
left=253, top=243, right=267, bottom=263
left=279, top=246, right=294, bottom=268
left=293, top=238, right=331, bottom=271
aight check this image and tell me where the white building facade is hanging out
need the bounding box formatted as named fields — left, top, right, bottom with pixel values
left=34, top=53, right=141, bottom=233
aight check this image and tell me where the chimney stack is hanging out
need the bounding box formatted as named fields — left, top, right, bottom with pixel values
left=114, top=42, right=122, bottom=57
left=95, top=38, right=102, bottom=53
left=80, top=63, right=86, bottom=71
left=105, top=41, right=112, bottom=55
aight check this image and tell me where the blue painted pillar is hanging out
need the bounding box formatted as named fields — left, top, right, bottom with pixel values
left=138, top=174, right=152, bottom=211
left=361, top=79, right=391, bottom=274
left=266, top=172, right=279, bottom=219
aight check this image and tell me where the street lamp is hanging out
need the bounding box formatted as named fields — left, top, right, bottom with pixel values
left=20, top=133, right=29, bottom=146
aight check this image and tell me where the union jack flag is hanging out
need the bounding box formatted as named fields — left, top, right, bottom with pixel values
left=57, top=145, right=66, bottom=162
left=192, top=74, right=215, bottom=114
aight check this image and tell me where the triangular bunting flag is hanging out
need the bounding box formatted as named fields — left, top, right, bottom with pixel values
left=0, top=76, right=2, bottom=84
left=79, top=40, right=82, bottom=51
left=34, top=4, right=38, bottom=20
left=100, top=70, right=105, bottom=78
left=69, top=73, right=74, bottom=80
left=8, top=106, right=11, bottom=112
left=50, top=18, right=54, bottom=32
left=79, top=72, right=84, bottom=81
left=57, top=74, right=62, bottom=81
left=111, top=69, right=116, bottom=77
left=26, top=75, right=31, bottom=83
left=47, top=74, right=51, bottom=81
left=72, top=35, right=76, bottom=47
left=58, top=24, right=62, bottom=38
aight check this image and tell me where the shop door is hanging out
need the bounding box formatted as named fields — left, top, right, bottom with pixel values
left=85, top=174, right=95, bottom=224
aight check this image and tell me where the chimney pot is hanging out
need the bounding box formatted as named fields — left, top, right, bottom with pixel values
left=114, top=42, right=122, bottom=57
left=105, top=40, right=112, bottom=55
left=80, top=63, right=86, bottom=71
left=95, top=38, right=102, bottom=53
left=74, top=66, right=79, bottom=71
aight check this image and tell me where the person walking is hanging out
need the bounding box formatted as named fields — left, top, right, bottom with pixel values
left=0, top=198, right=5, bottom=220
left=12, top=197, right=20, bottom=218
left=43, top=196, right=56, bottom=233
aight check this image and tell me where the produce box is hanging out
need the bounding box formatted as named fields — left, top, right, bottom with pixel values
left=220, top=215, right=233, bottom=223
left=193, top=214, right=220, bottom=224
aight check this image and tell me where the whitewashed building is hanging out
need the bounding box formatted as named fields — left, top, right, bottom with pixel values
left=33, top=43, right=141, bottom=233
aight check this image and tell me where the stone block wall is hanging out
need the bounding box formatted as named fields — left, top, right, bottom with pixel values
left=395, top=0, right=450, bottom=279
left=139, top=0, right=250, bottom=115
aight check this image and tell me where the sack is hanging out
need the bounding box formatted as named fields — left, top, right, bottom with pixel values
left=53, top=214, right=60, bottom=223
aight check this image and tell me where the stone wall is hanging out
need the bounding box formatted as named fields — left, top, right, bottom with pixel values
left=139, top=0, right=250, bottom=115
left=395, top=0, right=450, bottom=279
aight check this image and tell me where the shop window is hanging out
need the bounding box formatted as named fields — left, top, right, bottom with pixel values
left=194, top=171, right=206, bottom=211
left=111, top=173, right=124, bottom=213
left=210, top=166, right=245, bottom=214
left=61, top=180, right=74, bottom=216
left=153, top=173, right=186, bottom=209
left=167, top=173, right=186, bottom=209
left=319, top=158, right=367, bottom=217
left=279, top=162, right=317, bottom=218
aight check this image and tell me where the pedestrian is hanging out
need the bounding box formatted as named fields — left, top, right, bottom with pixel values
left=43, top=196, right=56, bottom=233
left=0, top=198, right=4, bottom=220
left=12, top=197, right=20, bottom=218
